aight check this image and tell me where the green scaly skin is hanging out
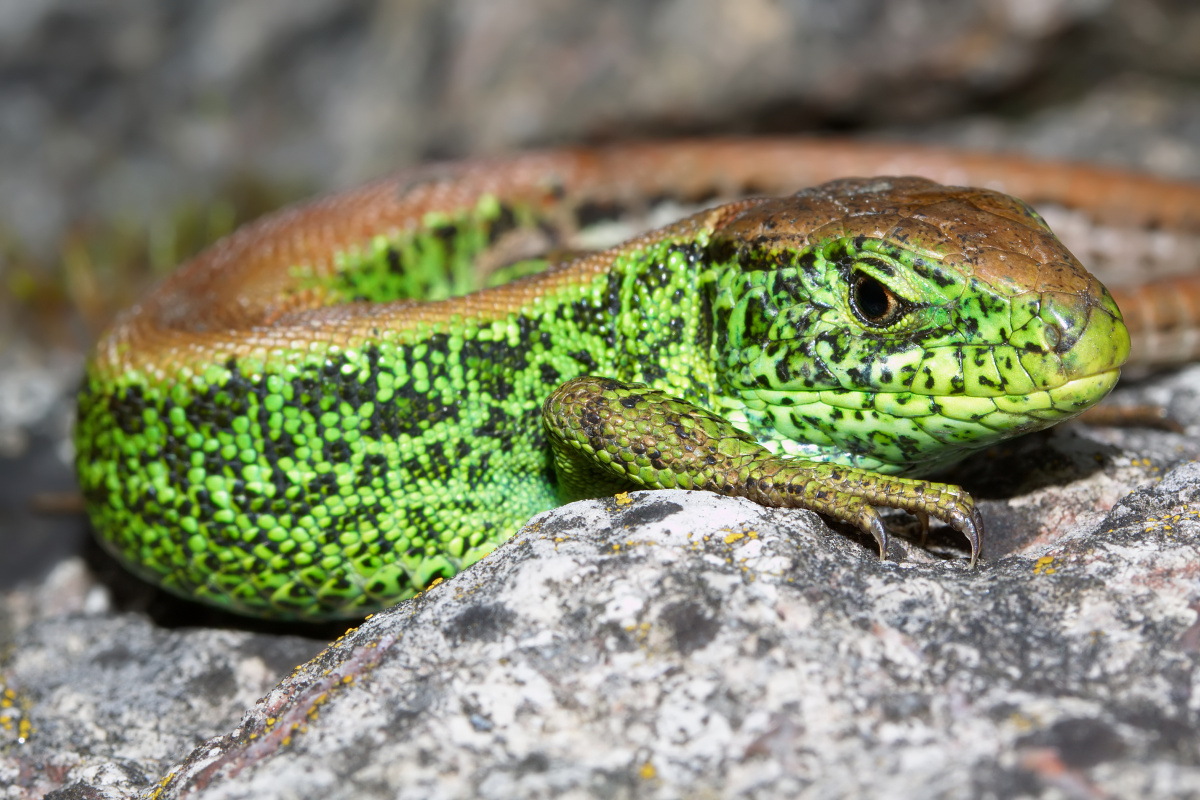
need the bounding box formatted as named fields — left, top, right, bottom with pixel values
left=75, top=177, right=1130, bottom=619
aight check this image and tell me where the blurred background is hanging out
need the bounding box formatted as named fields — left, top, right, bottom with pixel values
left=1, top=0, right=1199, bottom=604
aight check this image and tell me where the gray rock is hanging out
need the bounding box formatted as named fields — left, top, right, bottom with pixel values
left=0, top=347, right=89, bottom=601
left=894, top=77, right=1200, bottom=181
left=138, top=459, right=1200, bottom=798
left=0, top=612, right=326, bottom=800
left=0, top=0, right=1162, bottom=262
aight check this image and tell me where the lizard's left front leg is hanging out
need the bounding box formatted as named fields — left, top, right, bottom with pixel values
left=543, top=376, right=982, bottom=566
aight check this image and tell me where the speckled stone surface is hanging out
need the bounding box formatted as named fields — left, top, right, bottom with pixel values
left=0, top=0, right=1133, bottom=261
left=140, top=456, right=1200, bottom=799
left=0, top=614, right=325, bottom=800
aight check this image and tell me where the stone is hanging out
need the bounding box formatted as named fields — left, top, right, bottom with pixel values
left=136, top=454, right=1200, bottom=797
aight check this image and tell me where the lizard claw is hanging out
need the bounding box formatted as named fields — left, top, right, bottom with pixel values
left=852, top=502, right=980, bottom=566
left=944, top=504, right=984, bottom=568
left=848, top=501, right=889, bottom=560
left=914, top=510, right=930, bottom=545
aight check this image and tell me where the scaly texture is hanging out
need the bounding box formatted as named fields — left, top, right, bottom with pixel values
left=543, top=376, right=984, bottom=563
left=76, top=148, right=1133, bottom=619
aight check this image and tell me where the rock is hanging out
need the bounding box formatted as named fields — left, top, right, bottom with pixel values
left=0, top=613, right=326, bottom=800
left=0, top=347, right=88, bottom=596
left=0, top=0, right=1164, bottom=262
left=129, top=460, right=1200, bottom=798
left=10, top=344, right=1195, bottom=797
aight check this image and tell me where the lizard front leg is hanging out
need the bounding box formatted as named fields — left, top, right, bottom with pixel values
left=543, top=376, right=982, bottom=566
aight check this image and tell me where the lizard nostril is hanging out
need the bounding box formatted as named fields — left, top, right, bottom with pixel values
left=1044, top=323, right=1062, bottom=352
left=1038, top=291, right=1093, bottom=356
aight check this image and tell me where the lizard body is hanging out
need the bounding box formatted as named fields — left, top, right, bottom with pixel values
left=75, top=140, right=1183, bottom=620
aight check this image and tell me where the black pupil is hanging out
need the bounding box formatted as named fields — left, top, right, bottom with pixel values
left=854, top=274, right=893, bottom=322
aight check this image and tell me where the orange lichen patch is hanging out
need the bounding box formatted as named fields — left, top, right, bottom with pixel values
left=0, top=680, right=33, bottom=744
left=1142, top=504, right=1200, bottom=535
left=1033, top=555, right=1057, bottom=575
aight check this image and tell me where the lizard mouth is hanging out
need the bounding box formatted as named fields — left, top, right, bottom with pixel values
left=1000, top=286, right=1131, bottom=400
left=762, top=368, right=1124, bottom=476
left=861, top=290, right=1130, bottom=473
left=989, top=368, right=1122, bottom=424
left=921, top=289, right=1130, bottom=422
left=896, top=367, right=1123, bottom=441
left=747, top=286, right=1131, bottom=476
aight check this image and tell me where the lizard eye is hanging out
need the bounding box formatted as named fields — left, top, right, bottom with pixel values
left=850, top=272, right=907, bottom=327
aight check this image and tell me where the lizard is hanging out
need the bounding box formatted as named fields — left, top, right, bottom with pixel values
left=73, top=139, right=1200, bottom=621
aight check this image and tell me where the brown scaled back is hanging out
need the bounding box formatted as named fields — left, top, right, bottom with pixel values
left=712, top=176, right=1107, bottom=303
left=91, top=160, right=1129, bottom=383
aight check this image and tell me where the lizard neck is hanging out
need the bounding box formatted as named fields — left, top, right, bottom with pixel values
left=598, top=236, right=721, bottom=405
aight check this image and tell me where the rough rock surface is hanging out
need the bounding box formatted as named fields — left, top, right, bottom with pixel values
left=0, top=616, right=325, bottom=799
left=0, top=0, right=1140, bottom=260
left=131, top=461, right=1200, bottom=799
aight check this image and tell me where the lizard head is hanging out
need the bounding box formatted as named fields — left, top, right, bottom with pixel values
left=708, top=176, right=1130, bottom=475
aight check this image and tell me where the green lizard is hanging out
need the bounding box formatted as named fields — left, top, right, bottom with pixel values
left=74, top=155, right=1130, bottom=620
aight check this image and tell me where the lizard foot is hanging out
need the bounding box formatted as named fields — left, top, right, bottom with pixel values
left=544, top=376, right=982, bottom=567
